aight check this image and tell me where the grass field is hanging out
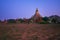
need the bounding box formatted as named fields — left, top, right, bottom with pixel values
left=0, top=23, right=60, bottom=40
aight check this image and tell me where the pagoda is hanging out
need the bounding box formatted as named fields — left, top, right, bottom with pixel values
left=30, top=8, right=42, bottom=23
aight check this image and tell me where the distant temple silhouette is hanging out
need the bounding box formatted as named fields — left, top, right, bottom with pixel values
left=30, top=8, right=42, bottom=23
left=0, top=8, right=43, bottom=24
left=0, top=8, right=60, bottom=24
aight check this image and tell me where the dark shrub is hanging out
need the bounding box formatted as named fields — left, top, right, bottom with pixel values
left=57, top=21, right=60, bottom=24
left=51, top=18, right=57, bottom=23
left=18, top=19, right=24, bottom=23
left=7, top=19, right=16, bottom=23
left=42, top=17, right=49, bottom=22
left=37, top=21, right=49, bottom=24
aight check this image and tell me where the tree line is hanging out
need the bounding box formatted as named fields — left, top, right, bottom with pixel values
left=0, top=15, right=60, bottom=24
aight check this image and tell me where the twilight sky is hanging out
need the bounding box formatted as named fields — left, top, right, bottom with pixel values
left=0, top=0, right=60, bottom=20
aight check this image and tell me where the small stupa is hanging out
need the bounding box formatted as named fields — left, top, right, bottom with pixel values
left=30, top=8, right=42, bottom=23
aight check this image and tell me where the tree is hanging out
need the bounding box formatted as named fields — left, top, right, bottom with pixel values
left=49, top=15, right=60, bottom=24
left=7, top=19, right=16, bottom=23
left=42, top=17, right=49, bottom=22
left=18, top=19, right=24, bottom=23
left=51, top=18, right=57, bottom=23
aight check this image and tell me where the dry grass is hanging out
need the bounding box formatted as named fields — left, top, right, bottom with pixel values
left=0, top=23, right=60, bottom=40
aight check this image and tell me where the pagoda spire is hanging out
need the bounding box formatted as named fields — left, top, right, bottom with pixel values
left=34, top=8, right=40, bottom=17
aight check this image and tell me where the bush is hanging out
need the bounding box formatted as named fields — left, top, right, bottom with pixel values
left=18, top=19, right=24, bottom=23
left=7, top=19, right=16, bottom=23
left=42, top=17, right=49, bottom=22
left=37, top=21, right=49, bottom=24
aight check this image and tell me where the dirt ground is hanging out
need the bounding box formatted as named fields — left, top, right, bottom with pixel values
left=0, top=23, right=60, bottom=40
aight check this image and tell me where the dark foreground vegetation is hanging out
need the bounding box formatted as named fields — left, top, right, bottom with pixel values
left=0, top=24, right=60, bottom=40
